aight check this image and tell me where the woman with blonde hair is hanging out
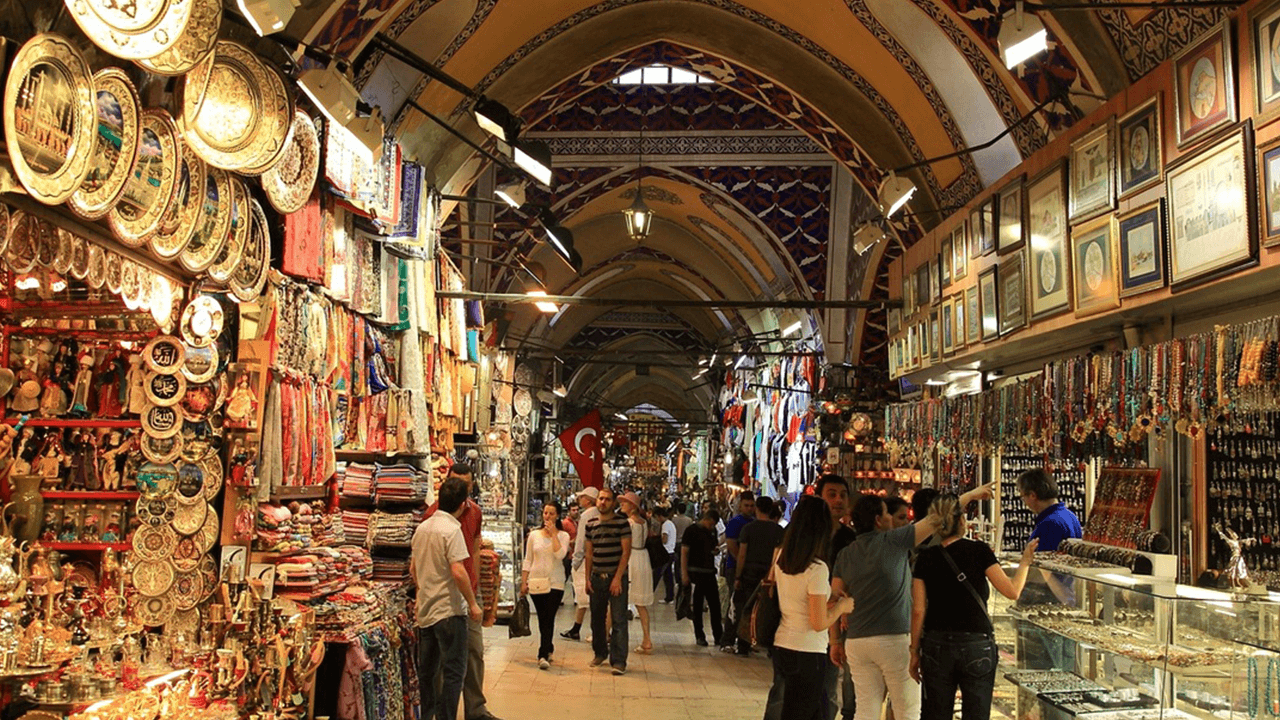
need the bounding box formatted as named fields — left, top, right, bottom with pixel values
left=619, top=492, right=656, bottom=654
left=909, top=494, right=1039, bottom=720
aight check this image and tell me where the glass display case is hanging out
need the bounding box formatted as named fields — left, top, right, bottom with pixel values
left=482, top=520, right=521, bottom=619
left=990, top=558, right=1280, bottom=720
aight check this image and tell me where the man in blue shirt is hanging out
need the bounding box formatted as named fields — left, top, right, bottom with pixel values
left=1017, top=468, right=1082, bottom=552
left=1017, top=468, right=1082, bottom=670
left=718, top=491, right=755, bottom=651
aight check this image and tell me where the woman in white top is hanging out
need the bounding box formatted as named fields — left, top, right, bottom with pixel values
left=619, top=491, right=656, bottom=654
left=772, top=495, right=854, bottom=720
left=521, top=501, right=570, bottom=669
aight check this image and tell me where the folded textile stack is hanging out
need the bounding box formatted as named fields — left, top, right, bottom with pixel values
left=340, top=462, right=375, bottom=498
left=372, top=463, right=429, bottom=504
left=368, top=510, right=420, bottom=547
left=342, top=508, right=371, bottom=545
left=338, top=544, right=373, bottom=580
left=275, top=547, right=354, bottom=601
left=370, top=554, right=411, bottom=584
left=312, top=584, right=409, bottom=640
left=255, top=503, right=299, bottom=553
left=313, top=508, right=343, bottom=547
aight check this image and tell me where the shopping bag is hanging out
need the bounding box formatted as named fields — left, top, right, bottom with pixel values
left=749, top=579, right=781, bottom=648
left=675, top=583, right=693, bottom=621
left=508, top=596, right=532, bottom=638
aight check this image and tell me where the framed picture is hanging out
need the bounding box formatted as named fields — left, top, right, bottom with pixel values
left=902, top=275, right=914, bottom=316
left=978, top=266, right=999, bottom=342
left=916, top=264, right=931, bottom=307
left=918, top=320, right=930, bottom=367
left=1069, top=121, right=1115, bottom=222
left=929, top=257, right=941, bottom=304
left=1117, top=95, right=1164, bottom=197
left=996, top=177, right=1025, bottom=254
left=952, top=223, right=968, bottom=281
left=907, top=324, right=919, bottom=369
left=1173, top=21, right=1237, bottom=147
left=952, top=294, right=967, bottom=351
left=1166, top=121, right=1256, bottom=289
left=1070, top=214, right=1121, bottom=317
left=940, top=242, right=952, bottom=287
left=1026, top=162, right=1071, bottom=319
left=929, top=310, right=941, bottom=363
left=941, top=299, right=955, bottom=356
left=1117, top=200, right=1167, bottom=298
left=964, top=285, right=981, bottom=344
left=971, top=201, right=994, bottom=258
left=888, top=307, right=901, bottom=336
left=1259, top=137, right=1280, bottom=245
left=997, top=251, right=1027, bottom=337
left=1251, top=0, right=1280, bottom=125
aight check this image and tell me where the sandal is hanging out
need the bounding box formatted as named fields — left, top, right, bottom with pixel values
left=634, top=644, right=653, bottom=654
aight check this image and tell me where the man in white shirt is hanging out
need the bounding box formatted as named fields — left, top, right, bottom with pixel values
left=411, top=477, right=482, bottom=720
left=561, top=486, right=600, bottom=640
left=671, top=500, right=695, bottom=590
left=654, top=506, right=678, bottom=603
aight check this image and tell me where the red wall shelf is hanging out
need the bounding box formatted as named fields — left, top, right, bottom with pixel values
left=42, top=491, right=140, bottom=500
left=4, top=418, right=141, bottom=428
left=42, top=542, right=129, bottom=552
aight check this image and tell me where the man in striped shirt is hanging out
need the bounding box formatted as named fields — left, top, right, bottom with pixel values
left=584, top=487, right=632, bottom=675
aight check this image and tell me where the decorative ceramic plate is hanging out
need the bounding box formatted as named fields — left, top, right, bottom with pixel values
left=171, top=497, right=206, bottom=535
left=150, top=274, right=177, bottom=332
left=122, top=261, right=146, bottom=308
left=180, top=295, right=223, bottom=348
left=132, top=523, right=177, bottom=562
left=135, top=460, right=177, bottom=498
left=263, top=110, right=319, bottom=213
left=68, top=68, right=141, bottom=219
left=179, top=49, right=214, bottom=129
left=142, top=405, right=182, bottom=439
left=207, top=178, right=247, bottom=283
left=69, top=234, right=89, bottom=278
left=180, top=377, right=222, bottom=422
left=109, top=108, right=180, bottom=245
left=143, top=335, right=186, bottom=374
left=52, top=228, right=73, bottom=274
left=144, top=370, right=186, bottom=407
left=131, top=558, right=175, bottom=596
left=5, top=212, right=38, bottom=273
left=171, top=569, right=201, bottom=608
left=172, top=537, right=200, bottom=570
left=34, top=220, right=57, bottom=268
left=140, top=432, right=182, bottom=464
left=181, top=41, right=291, bottom=172
left=134, top=0, right=219, bottom=75
left=148, top=139, right=205, bottom=259
left=86, top=242, right=106, bottom=288
left=198, top=554, right=217, bottom=600
left=0, top=204, right=10, bottom=258
left=174, top=462, right=204, bottom=504
left=170, top=607, right=200, bottom=637
left=178, top=166, right=230, bottom=272
left=104, top=250, right=123, bottom=294
left=181, top=343, right=218, bottom=384
left=196, top=504, right=218, bottom=551
left=179, top=423, right=216, bottom=463
left=4, top=34, right=97, bottom=205
left=134, top=593, right=175, bottom=626
left=229, top=197, right=269, bottom=303
left=135, top=495, right=177, bottom=527
left=513, top=388, right=532, bottom=417
left=65, top=0, right=192, bottom=60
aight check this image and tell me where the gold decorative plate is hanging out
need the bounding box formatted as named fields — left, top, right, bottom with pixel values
left=180, top=294, right=223, bottom=347
left=175, top=464, right=204, bottom=506
left=0, top=204, right=9, bottom=257
left=180, top=343, right=218, bottom=384
left=34, top=220, right=57, bottom=268
left=134, top=0, right=219, bottom=75
left=143, top=335, right=185, bottom=375
left=171, top=568, right=201, bottom=607
left=135, top=495, right=177, bottom=526
left=69, top=233, right=89, bottom=278
left=6, top=212, right=39, bottom=273
left=109, top=108, right=180, bottom=245
left=263, top=110, right=319, bottom=214
left=148, top=138, right=205, bottom=259
left=105, top=250, right=123, bottom=293
left=140, top=432, right=182, bottom=464
left=180, top=377, right=222, bottom=422
left=68, top=68, right=141, bottom=219
left=170, top=607, right=201, bottom=636
left=122, top=261, right=147, bottom=308
left=150, top=274, right=177, bottom=332
left=132, top=523, right=177, bottom=562
left=65, top=0, right=192, bottom=60
left=199, top=453, right=222, bottom=501
left=179, top=166, right=230, bottom=272
left=136, top=460, right=178, bottom=497
left=131, top=558, right=175, bottom=596
left=207, top=177, right=247, bottom=283
left=86, top=242, right=106, bottom=288
left=134, top=593, right=175, bottom=626
left=53, top=228, right=73, bottom=274
left=144, top=370, right=185, bottom=406
left=142, top=405, right=182, bottom=439
left=196, top=501, right=219, bottom=549
left=172, top=498, right=206, bottom=535
left=229, top=196, right=269, bottom=303
left=3, top=34, right=97, bottom=205
left=181, top=41, right=291, bottom=172
left=198, top=554, right=217, bottom=600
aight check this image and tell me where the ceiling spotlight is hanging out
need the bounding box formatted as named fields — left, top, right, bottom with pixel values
left=513, top=139, right=553, bottom=186
left=297, top=65, right=384, bottom=163
left=526, top=289, right=558, bottom=313
left=693, top=368, right=708, bottom=379
left=878, top=173, right=916, bottom=218
left=473, top=97, right=521, bottom=144
left=622, top=189, right=653, bottom=242
left=742, top=388, right=759, bottom=403
left=998, top=1, right=1048, bottom=69
left=615, top=412, right=628, bottom=421
left=853, top=223, right=886, bottom=255
left=545, top=225, right=574, bottom=263
left=782, top=320, right=803, bottom=336
left=236, top=0, right=299, bottom=35
left=495, top=180, right=526, bottom=209
left=553, top=384, right=568, bottom=398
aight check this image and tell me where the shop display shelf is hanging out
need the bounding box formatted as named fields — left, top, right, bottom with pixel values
left=4, top=418, right=141, bottom=428
left=42, top=490, right=140, bottom=500
left=42, top=542, right=129, bottom=552
left=334, top=449, right=430, bottom=460
left=270, top=485, right=330, bottom=502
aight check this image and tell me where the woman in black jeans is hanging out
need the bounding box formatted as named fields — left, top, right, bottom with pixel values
left=521, top=501, right=570, bottom=669
left=909, top=494, right=1038, bottom=720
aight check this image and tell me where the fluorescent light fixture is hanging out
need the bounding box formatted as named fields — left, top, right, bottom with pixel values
left=545, top=225, right=574, bottom=264
left=998, top=2, right=1048, bottom=69
left=297, top=65, right=383, bottom=163
left=494, top=180, right=526, bottom=208
left=782, top=320, right=802, bottom=336
left=513, top=139, right=553, bottom=185
left=553, top=384, right=568, bottom=397
left=666, top=441, right=678, bottom=454
left=924, top=379, right=948, bottom=386
left=473, top=97, right=520, bottom=143
left=236, top=0, right=299, bottom=35
left=622, top=190, right=653, bottom=241
left=615, top=412, right=628, bottom=421
left=693, top=368, right=708, bottom=379
left=853, top=223, right=886, bottom=255
left=734, top=354, right=749, bottom=369
left=526, top=289, right=559, bottom=313
left=878, top=173, right=916, bottom=218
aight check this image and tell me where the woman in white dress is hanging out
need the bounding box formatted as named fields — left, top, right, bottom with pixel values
left=619, top=491, right=655, bottom=653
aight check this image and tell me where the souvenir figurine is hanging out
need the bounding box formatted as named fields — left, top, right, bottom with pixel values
left=38, top=373, right=67, bottom=417
left=101, top=505, right=121, bottom=543
left=95, top=351, right=127, bottom=418
left=34, top=444, right=64, bottom=490
left=57, top=513, right=79, bottom=542
left=225, top=372, right=259, bottom=429
left=69, top=352, right=94, bottom=416
left=99, top=431, right=127, bottom=491
left=72, top=430, right=101, bottom=491
left=126, top=354, right=147, bottom=414
left=10, top=368, right=41, bottom=414
left=81, top=506, right=101, bottom=543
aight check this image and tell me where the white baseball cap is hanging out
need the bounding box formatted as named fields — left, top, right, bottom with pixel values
left=577, top=487, right=600, bottom=500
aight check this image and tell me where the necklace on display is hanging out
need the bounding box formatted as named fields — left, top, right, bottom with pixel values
left=1250, top=655, right=1260, bottom=718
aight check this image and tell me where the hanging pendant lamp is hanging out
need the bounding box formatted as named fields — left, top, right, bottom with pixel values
left=622, top=128, right=653, bottom=242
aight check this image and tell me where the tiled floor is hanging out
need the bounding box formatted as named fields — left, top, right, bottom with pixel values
left=479, top=595, right=771, bottom=720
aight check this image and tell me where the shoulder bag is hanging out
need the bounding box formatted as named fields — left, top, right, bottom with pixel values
left=938, top=544, right=993, bottom=633
left=748, top=548, right=783, bottom=648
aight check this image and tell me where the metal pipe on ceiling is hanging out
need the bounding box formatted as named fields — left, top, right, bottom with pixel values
left=437, top=291, right=896, bottom=310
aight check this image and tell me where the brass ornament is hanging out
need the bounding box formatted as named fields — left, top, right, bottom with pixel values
left=263, top=110, right=319, bottom=213
left=69, top=233, right=89, bottom=279
left=132, top=523, right=177, bottom=562
left=68, top=68, right=141, bottom=220
left=131, top=558, right=176, bottom=596
left=6, top=212, right=39, bottom=273
left=148, top=138, right=206, bottom=259
left=229, top=196, right=270, bottom=303
left=207, top=177, right=247, bottom=284
left=178, top=166, right=230, bottom=272
left=134, top=592, right=175, bottom=626
left=65, top=0, right=193, bottom=60
left=108, top=108, right=181, bottom=245
left=134, top=0, right=219, bottom=76
left=180, top=41, right=292, bottom=173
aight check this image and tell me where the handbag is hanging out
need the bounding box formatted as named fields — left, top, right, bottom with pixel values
left=749, top=549, right=783, bottom=648
left=939, top=544, right=993, bottom=633
left=527, top=577, right=552, bottom=595
left=508, top=596, right=532, bottom=638
left=675, top=582, right=693, bottom=620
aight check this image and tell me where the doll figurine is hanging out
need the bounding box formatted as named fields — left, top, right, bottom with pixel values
left=69, top=352, right=94, bottom=417
left=226, top=373, right=259, bottom=429
left=99, top=431, right=130, bottom=491
left=38, top=372, right=67, bottom=417
left=94, top=352, right=126, bottom=418
left=125, top=354, right=147, bottom=414
left=34, top=445, right=63, bottom=490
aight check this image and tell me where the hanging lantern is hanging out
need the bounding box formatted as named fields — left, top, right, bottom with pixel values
left=622, top=188, right=652, bottom=241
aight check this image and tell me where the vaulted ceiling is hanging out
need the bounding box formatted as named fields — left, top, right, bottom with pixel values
left=286, top=0, right=1230, bottom=425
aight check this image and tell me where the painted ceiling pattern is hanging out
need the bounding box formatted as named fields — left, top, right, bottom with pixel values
left=532, top=81, right=792, bottom=133
left=1095, top=6, right=1231, bottom=81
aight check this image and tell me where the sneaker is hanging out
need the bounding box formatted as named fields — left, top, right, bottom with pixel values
left=538, top=658, right=550, bottom=670
left=611, top=665, right=626, bottom=676
left=589, top=656, right=607, bottom=667
left=560, top=629, right=580, bottom=640
left=660, top=598, right=674, bottom=604
left=696, top=638, right=708, bottom=647
left=719, top=645, right=735, bottom=653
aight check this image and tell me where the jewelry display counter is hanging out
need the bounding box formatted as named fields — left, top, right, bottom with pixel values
left=989, top=559, right=1280, bottom=720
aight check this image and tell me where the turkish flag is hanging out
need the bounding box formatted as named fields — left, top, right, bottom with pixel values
left=559, top=409, right=605, bottom=489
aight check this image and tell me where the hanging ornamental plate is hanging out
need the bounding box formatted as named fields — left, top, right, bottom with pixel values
left=174, top=462, right=204, bottom=504
left=180, top=41, right=291, bottom=173
left=206, top=177, right=247, bottom=283
left=132, top=523, right=177, bottom=562
left=171, top=569, right=201, bottom=608
left=262, top=110, right=318, bottom=214
left=196, top=508, right=217, bottom=553
left=68, top=68, right=141, bottom=220
left=150, top=274, right=177, bottom=332
left=69, top=233, right=89, bottom=278
left=179, top=424, right=215, bottom=463
left=170, top=607, right=200, bottom=637
left=171, top=498, right=206, bottom=535
left=34, top=219, right=57, bottom=268
left=178, top=166, right=230, bottom=272
left=513, top=388, right=532, bottom=417
left=198, top=554, right=217, bottom=600
left=6, top=212, right=38, bottom=273
left=144, top=370, right=185, bottom=407
left=180, top=343, right=218, bottom=384
left=104, top=250, right=123, bottom=294
left=180, top=377, right=223, bottom=422
left=134, top=0, right=218, bottom=75
left=131, top=558, right=175, bottom=596
left=108, top=108, right=180, bottom=245
left=229, top=196, right=269, bottom=303
left=514, top=363, right=535, bottom=387
left=142, top=405, right=182, bottom=439
left=180, top=295, right=223, bottom=348
left=52, top=228, right=73, bottom=275
left=3, top=34, right=97, bottom=205
left=143, top=335, right=185, bottom=375
left=134, top=593, right=175, bottom=627
left=200, top=453, right=222, bottom=501
left=172, top=537, right=199, bottom=569
left=86, top=242, right=105, bottom=288
left=0, top=204, right=9, bottom=258
left=135, top=460, right=177, bottom=498
left=122, top=261, right=146, bottom=308
left=140, top=431, right=182, bottom=464
left=135, top=495, right=177, bottom=527
left=65, top=0, right=192, bottom=60
left=148, top=139, right=205, bottom=259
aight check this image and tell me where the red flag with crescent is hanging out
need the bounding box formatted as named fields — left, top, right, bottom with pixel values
left=559, top=409, right=605, bottom=489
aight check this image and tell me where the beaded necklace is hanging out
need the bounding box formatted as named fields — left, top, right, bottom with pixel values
left=1250, top=655, right=1260, bottom=718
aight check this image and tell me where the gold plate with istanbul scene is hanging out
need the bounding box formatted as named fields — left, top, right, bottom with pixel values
left=53, top=228, right=73, bottom=274
left=108, top=109, right=180, bottom=245
left=6, top=212, right=39, bottom=273
left=229, top=197, right=269, bottom=303
left=148, top=138, right=206, bottom=260
left=64, top=0, right=192, bottom=60
left=207, top=177, right=247, bottom=284
left=69, top=233, right=89, bottom=279
left=4, top=34, right=97, bottom=205
left=68, top=68, right=141, bottom=220
left=134, top=0, right=219, bottom=75
left=86, top=242, right=106, bottom=288
left=180, top=41, right=291, bottom=173
left=0, top=204, right=10, bottom=258
left=263, top=110, right=319, bottom=214
left=178, top=166, right=230, bottom=272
